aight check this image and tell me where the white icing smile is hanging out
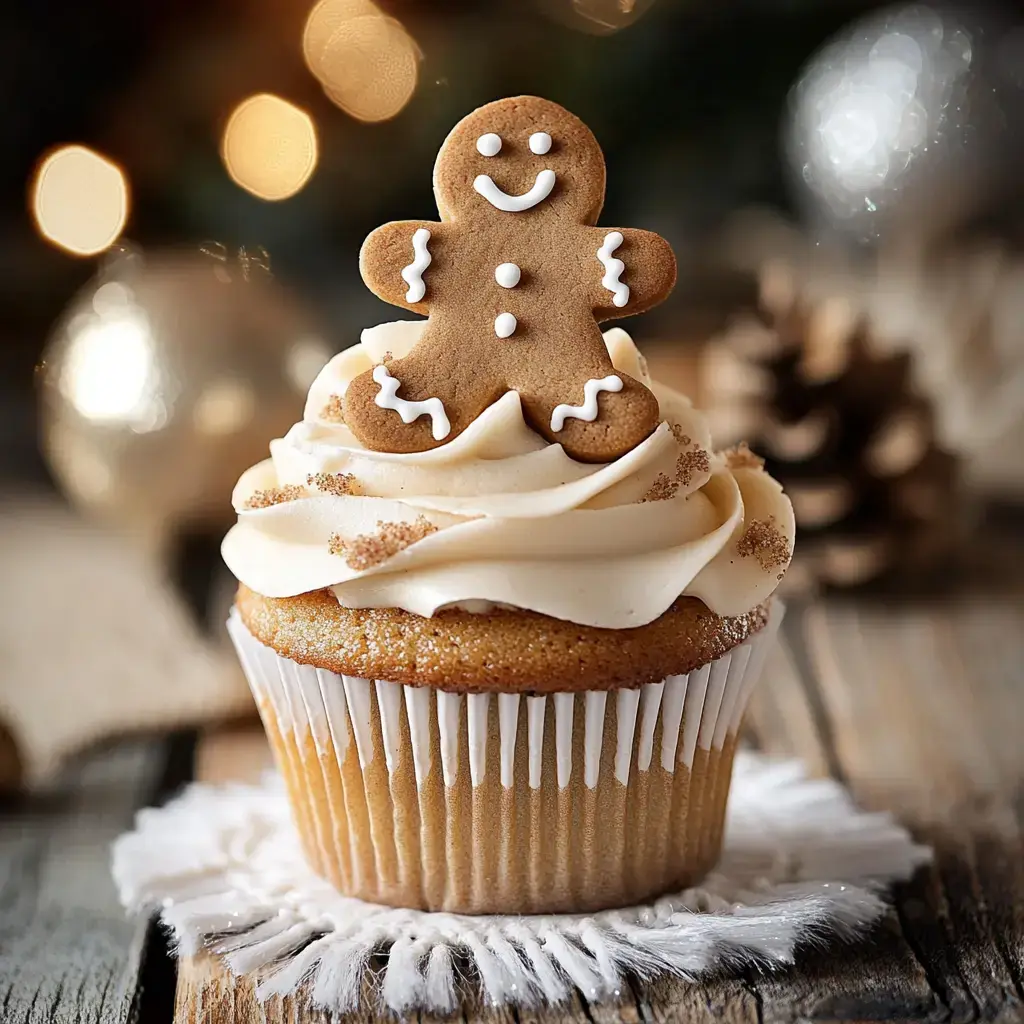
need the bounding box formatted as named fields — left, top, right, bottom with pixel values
left=473, top=170, right=556, bottom=213
left=372, top=364, right=451, bottom=441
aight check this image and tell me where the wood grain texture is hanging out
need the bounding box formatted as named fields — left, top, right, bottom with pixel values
left=789, top=600, right=1024, bottom=1023
left=174, top=594, right=1024, bottom=1023
left=0, top=739, right=172, bottom=1024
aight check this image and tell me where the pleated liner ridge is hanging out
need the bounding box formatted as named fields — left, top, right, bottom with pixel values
left=227, top=604, right=783, bottom=915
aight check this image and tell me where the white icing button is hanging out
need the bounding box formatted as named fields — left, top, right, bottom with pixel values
left=476, top=133, right=502, bottom=157
left=529, top=131, right=552, bottom=155
left=494, top=313, right=517, bottom=338
left=494, top=263, right=521, bottom=288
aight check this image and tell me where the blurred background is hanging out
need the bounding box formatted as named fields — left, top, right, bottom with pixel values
left=2, top=0, right=1023, bottom=787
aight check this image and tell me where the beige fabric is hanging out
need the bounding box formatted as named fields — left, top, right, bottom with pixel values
left=0, top=494, right=251, bottom=787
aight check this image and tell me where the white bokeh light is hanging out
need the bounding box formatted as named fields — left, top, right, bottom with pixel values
left=788, top=5, right=975, bottom=233
left=60, top=308, right=163, bottom=430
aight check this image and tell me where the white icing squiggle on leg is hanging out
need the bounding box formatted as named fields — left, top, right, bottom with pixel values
left=400, top=228, right=432, bottom=303
left=372, top=364, right=451, bottom=441
left=550, top=375, right=623, bottom=432
left=597, top=231, right=629, bottom=308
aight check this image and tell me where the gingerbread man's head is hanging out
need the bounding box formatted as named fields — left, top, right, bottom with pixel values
left=434, top=96, right=606, bottom=226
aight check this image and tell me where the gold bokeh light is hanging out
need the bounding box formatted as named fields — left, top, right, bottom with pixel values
left=321, top=15, right=419, bottom=122
left=302, top=0, right=419, bottom=123
left=303, top=0, right=380, bottom=79
left=221, top=94, right=318, bottom=201
left=32, top=146, right=129, bottom=257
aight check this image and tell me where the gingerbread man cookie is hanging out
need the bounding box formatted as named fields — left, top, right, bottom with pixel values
left=345, top=95, right=676, bottom=462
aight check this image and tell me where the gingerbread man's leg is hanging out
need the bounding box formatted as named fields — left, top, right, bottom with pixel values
left=520, top=368, right=661, bottom=463
left=344, top=337, right=505, bottom=454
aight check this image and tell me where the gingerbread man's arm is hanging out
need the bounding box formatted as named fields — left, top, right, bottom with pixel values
left=359, top=220, right=451, bottom=315
left=583, top=226, right=677, bottom=321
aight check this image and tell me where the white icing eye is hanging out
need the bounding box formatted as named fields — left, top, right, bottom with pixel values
left=529, top=131, right=552, bottom=155
left=476, top=133, right=502, bottom=157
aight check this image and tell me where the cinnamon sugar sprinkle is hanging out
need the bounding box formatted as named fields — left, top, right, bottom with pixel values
left=307, top=472, right=363, bottom=497
left=329, top=516, right=438, bottom=571
left=723, top=442, right=765, bottom=471
left=670, top=424, right=691, bottom=446
left=676, top=447, right=710, bottom=488
left=737, top=517, right=791, bottom=573
left=641, top=445, right=711, bottom=502
left=243, top=485, right=305, bottom=510
left=640, top=473, right=678, bottom=503
left=320, top=395, right=346, bottom=424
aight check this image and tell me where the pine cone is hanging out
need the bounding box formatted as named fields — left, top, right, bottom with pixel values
left=706, top=267, right=963, bottom=594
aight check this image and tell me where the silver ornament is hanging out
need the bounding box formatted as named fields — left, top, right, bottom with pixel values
left=785, top=4, right=1007, bottom=245
left=38, top=245, right=333, bottom=556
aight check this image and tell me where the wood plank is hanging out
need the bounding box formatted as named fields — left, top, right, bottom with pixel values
left=0, top=737, right=178, bottom=1024
left=795, top=599, right=1024, bottom=1023
left=743, top=616, right=831, bottom=777
left=742, top=608, right=942, bottom=1022
left=752, top=914, right=941, bottom=1023
left=635, top=975, right=759, bottom=1024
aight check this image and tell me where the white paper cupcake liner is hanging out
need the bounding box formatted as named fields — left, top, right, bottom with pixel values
left=227, top=602, right=783, bottom=914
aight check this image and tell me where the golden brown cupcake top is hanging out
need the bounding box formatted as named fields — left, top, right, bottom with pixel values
left=236, top=585, right=770, bottom=693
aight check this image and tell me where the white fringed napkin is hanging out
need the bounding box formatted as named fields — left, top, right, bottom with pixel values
left=112, top=753, right=929, bottom=1015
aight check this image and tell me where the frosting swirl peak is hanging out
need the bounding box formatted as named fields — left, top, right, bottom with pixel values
left=222, top=323, right=794, bottom=628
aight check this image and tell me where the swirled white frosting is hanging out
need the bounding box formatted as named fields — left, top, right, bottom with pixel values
left=222, top=323, right=794, bottom=628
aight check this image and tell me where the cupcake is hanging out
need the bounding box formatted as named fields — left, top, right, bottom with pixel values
left=222, top=96, right=794, bottom=915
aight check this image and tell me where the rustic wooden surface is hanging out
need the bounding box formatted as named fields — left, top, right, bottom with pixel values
left=0, top=735, right=189, bottom=1023
left=3, top=591, right=1024, bottom=1023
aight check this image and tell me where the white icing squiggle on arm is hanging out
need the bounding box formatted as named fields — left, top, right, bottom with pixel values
left=401, top=228, right=432, bottom=303
left=373, top=364, right=451, bottom=441
left=473, top=170, right=556, bottom=212
left=550, top=375, right=623, bottom=432
left=597, top=231, right=629, bottom=308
